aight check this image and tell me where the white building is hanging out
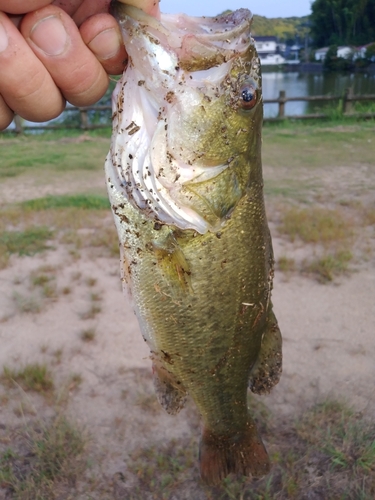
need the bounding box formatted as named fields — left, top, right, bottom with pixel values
left=259, top=54, right=286, bottom=65
left=254, top=36, right=278, bottom=56
left=315, top=46, right=353, bottom=61
left=353, top=43, right=375, bottom=61
left=337, top=46, right=353, bottom=59
left=253, top=36, right=286, bottom=65
left=315, top=47, right=328, bottom=61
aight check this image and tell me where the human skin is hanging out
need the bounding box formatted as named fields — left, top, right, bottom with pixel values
left=0, top=0, right=160, bottom=130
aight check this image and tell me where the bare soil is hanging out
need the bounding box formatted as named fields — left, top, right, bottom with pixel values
left=0, top=128, right=374, bottom=498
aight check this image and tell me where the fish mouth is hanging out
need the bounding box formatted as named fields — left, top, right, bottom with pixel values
left=108, top=2, right=257, bottom=234
left=111, top=3, right=252, bottom=71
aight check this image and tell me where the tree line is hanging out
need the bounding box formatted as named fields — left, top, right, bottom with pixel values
left=310, top=0, right=375, bottom=47
left=251, top=15, right=310, bottom=45
left=246, top=0, right=375, bottom=50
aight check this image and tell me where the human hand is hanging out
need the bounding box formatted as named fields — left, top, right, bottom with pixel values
left=0, top=0, right=160, bottom=130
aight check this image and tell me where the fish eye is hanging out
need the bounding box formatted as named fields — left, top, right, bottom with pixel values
left=240, top=84, right=258, bottom=110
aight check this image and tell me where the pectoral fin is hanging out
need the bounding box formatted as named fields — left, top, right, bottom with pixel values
left=152, top=232, right=193, bottom=293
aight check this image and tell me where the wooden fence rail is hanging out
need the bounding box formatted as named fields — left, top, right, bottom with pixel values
left=9, top=87, right=375, bottom=133
left=263, top=88, right=375, bottom=120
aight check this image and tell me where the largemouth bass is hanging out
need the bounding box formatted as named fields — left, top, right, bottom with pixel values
left=106, top=1, right=282, bottom=485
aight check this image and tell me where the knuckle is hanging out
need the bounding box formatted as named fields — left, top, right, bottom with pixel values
left=63, top=63, right=108, bottom=105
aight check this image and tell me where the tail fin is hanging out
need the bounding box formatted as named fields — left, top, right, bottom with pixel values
left=199, top=421, right=270, bottom=485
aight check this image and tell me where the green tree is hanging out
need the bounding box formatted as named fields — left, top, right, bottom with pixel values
left=323, top=44, right=338, bottom=70
left=251, top=15, right=310, bottom=42
left=310, top=0, right=375, bottom=47
left=323, top=44, right=353, bottom=71
left=366, top=42, right=375, bottom=61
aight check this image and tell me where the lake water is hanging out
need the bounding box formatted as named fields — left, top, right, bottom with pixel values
left=262, top=71, right=375, bottom=118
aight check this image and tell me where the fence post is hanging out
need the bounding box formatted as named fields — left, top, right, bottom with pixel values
left=14, top=115, right=24, bottom=134
left=342, top=87, right=354, bottom=114
left=79, top=108, right=89, bottom=130
left=278, top=90, right=286, bottom=118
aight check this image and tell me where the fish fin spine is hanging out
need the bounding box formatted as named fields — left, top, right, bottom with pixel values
left=199, top=421, right=270, bottom=485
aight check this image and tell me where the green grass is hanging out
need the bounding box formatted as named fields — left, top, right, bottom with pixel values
left=263, top=113, right=375, bottom=130
left=0, top=131, right=110, bottom=177
left=128, top=438, right=197, bottom=496
left=0, top=227, right=53, bottom=257
left=277, top=255, right=296, bottom=273
left=0, top=194, right=117, bottom=266
left=305, top=250, right=353, bottom=282
left=12, top=292, right=42, bottom=314
left=279, top=207, right=353, bottom=245
left=30, top=273, right=51, bottom=287
left=277, top=250, right=353, bottom=283
left=306, top=99, right=375, bottom=119
left=80, top=328, right=96, bottom=342
left=297, top=400, right=375, bottom=473
left=262, top=123, right=375, bottom=172
left=276, top=205, right=361, bottom=282
left=304, top=99, right=375, bottom=121
left=30, top=266, right=58, bottom=299
left=2, top=364, right=54, bottom=393
left=364, top=206, right=375, bottom=225
left=10, top=267, right=59, bottom=313
left=122, top=400, right=375, bottom=500
left=79, top=304, right=102, bottom=320
left=0, top=415, right=87, bottom=499
left=85, top=277, right=97, bottom=287
left=21, top=194, right=110, bottom=211
left=353, top=100, right=375, bottom=115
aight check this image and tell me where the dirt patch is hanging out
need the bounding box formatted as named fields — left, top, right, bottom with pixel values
left=0, top=125, right=374, bottom=497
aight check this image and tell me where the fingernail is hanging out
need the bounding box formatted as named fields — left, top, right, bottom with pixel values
left=30, top=16, right=68, bottom=56
left=88, top=28, right=120, bottom=60
left=0, top=22, right=8, bottom=52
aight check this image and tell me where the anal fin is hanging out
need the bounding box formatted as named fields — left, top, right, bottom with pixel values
left=152, top=361, right=187, bottom=415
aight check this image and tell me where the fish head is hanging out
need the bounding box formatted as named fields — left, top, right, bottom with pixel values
left=108, top=2, right=262, bottom=234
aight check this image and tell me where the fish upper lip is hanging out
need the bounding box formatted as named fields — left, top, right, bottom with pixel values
left=113, top=5, right=252, bottom=72
left=113, top=4, right=252, bottom=48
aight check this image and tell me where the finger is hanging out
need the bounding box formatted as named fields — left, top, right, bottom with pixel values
left=0, top=93, right=14, bottom=130
left=0, top=12, right=65, bottom=122
left=52, top=0, right=84, bottom=16
left=80, top=13, right=127, bottom=75
left=0, top=0, right=52, bottom=15
left=72, top=0, right=110, bottom=27
left=21, top=5, right=109, bottom=106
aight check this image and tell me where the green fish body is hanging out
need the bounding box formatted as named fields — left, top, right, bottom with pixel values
left=106, top=2, right=282, bottom=484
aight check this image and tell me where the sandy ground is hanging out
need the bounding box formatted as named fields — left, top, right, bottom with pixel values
left=0, top=131, right=374, bottom=495
left=0, top=231, right=374, bottom=485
